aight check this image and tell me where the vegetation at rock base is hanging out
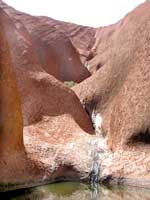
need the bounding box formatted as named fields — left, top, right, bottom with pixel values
left=64, top=81, right=77, bottom=88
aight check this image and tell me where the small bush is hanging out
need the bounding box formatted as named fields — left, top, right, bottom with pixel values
left=64, top=81, right=77, bottom=88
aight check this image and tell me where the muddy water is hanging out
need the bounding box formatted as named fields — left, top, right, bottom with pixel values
left=1, top=182, right=150, bottom=200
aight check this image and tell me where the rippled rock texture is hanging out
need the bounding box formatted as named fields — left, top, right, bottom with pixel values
left=1, top=0, right=150, bottom=191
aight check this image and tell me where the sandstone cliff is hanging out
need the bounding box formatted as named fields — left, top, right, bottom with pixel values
left=74, top=0, right=150, bottom=185
left=0, top=0, right=92, bottom=82
left=1, top=0, right=150, bottom=192
left=0, top=3, right=97, bottom=191
left=0, top=8, right=45, bottom=186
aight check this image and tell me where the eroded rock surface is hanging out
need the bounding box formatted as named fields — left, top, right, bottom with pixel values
left=1, top=0, right=150, bottom=191
left=0, top=8, right=45, bottom=186
left=0, top=5, right=98, bottom=192
left=0, top=0, right=91, bottom=83
left=74, top=1, right=150, bottom=183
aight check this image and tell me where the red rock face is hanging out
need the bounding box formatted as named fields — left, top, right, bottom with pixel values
left=0, top=4, right=96, bottom=191
left=0, top=8, right=45, bottom=186
left=0, top=0, right=92, bottom=83
left=74, top=1, right=150, bottom=183
left=1, top=0, right=150, bottom=191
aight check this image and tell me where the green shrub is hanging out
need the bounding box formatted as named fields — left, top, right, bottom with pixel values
left=64, top=81, right=77, bottom=88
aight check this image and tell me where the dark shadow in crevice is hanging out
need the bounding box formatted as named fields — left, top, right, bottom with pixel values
left=96, top=63, right=103, bottom=71
left=127, top=128, right=150, bottom=145
left=86, top=51, right=95, bottom=61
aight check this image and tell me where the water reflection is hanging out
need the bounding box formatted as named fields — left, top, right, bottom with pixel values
left=90, top=185, right=99, bottom=200
left=1, top=182, right=150, bottom=200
